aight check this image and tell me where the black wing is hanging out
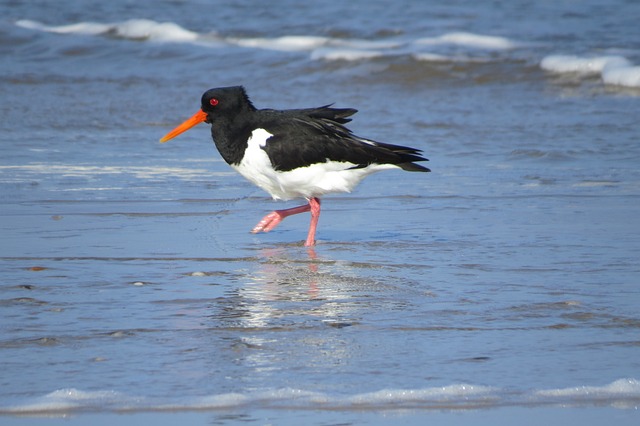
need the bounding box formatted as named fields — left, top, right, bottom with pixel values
left=259, top=106, right=430, bottom=173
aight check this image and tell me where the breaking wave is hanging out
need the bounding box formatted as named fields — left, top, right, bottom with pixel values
left=541, top=54, right=640, bottom=88
left=15, top=18, right=640, bottom=89
left=15, top=18, right=519, bottom=64
left=2, top=379, right=639, bottom=415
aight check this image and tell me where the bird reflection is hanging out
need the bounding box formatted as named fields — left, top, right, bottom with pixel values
left=205, top=245, right=370, bottom=329
left=207, top=245, right=366, bottom=379
left=220, top=246, right=328, bottom=330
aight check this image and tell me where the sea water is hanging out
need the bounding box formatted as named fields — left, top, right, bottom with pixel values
left=1, top=0, right=639, bottom=423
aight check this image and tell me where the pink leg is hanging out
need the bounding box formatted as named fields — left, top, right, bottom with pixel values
left=304, top=197, right=321, bottom=247
left=251, top=203, right=310, bottom=233
left=251, top=197, right=322, bottom=246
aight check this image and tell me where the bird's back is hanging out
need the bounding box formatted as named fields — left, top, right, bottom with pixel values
left=254, top=106, right=430, bottom=174
left=275, top=104, right=358, bottom=125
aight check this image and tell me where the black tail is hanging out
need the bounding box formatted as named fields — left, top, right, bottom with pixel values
left=375, top=141, right=430, bottom=172
left=398, top=162, right=431, bottom=172
left=293, top=104, right=431, bottom=172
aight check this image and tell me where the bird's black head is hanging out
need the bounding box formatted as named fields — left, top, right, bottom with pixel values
left=159, top=86, right=255, bottom=143
left=200, top=86, right=256, bottom=122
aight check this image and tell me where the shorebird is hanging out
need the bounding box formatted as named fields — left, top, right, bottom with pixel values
left=160, top=86, right=429, bottom=246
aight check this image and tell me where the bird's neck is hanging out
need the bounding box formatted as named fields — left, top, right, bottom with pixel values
left=209, top=115, right=254, bottom=166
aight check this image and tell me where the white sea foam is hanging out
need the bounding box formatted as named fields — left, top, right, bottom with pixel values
left=310, top=48, right=386, bottom=61
left=541, top=54, right=640, bottom=88
left=602, top=63, right=640, bottom=87
left=228, top=35, right=330, bottom=51
left=345, top=384, right=497, bottom=406
left=3, top=388, right=128, bottom=413
left=14, top=19, right=520, bottom=64
left=169, top=392, right=251, bottom=410
left=16, top=19, right=111, bottom=35
left=111, top=19, right=199, bottom=42
left=15, top=18, right=198, bottom=42
left=17, top=17, right=639, bottom=86
left=412, top=52, right=453, bottom=62
left=3, top=379, right=638, bottom=414
left=412, top=52, right=489, bottom=63
left=535, top=378, right=640, bottom=399
left=415, top=32, right=518, bottom=50
left=540, top=55, right=630, bottom=75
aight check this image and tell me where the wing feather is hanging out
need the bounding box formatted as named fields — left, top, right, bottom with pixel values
left=258, top=107, right=430, bottom=172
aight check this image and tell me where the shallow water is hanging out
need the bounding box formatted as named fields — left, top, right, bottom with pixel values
left=1, top=0, right=640, bottom=423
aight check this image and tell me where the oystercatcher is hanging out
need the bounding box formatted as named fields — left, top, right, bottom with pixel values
left=160, top=86, right=429, bottom=246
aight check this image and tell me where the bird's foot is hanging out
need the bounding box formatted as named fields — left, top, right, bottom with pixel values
left=251, top=211, right=284, bottom=233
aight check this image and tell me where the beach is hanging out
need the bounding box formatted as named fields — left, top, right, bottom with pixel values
left=1, top=0, right=639, bottom=423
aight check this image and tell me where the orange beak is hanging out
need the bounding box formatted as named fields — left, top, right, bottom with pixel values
left=159, top=109, right=208, bottom=143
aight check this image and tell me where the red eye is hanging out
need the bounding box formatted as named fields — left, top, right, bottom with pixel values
left=209, top=98, right=219, bottom=106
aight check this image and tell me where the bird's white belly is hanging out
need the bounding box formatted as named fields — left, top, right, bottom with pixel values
left=231, top=128, right=398, bottom=200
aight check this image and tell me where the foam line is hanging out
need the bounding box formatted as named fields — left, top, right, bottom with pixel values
left=3, top=379, right=639, bottom=414
left=541, top=54, right=640, bottom=87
